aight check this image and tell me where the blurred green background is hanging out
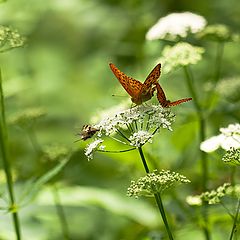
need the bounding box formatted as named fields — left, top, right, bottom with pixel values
left=0, top=0, right=239, bottom=239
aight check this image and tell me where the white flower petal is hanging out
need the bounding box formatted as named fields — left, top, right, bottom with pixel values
left=200, top=135, right=222, bottom=152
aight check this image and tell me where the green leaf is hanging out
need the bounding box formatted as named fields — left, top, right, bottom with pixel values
left=18, top=157, right=69, bottom=207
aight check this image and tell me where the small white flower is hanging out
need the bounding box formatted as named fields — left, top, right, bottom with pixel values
left=146, top=12, right=207, bottom=41
left=129, top=130, right=153, bottom=147
left=186, top=196, right=202, bottom=206
left=85, top=139, right=104, bottom=160
left=200, top=123, right=240, bottom=152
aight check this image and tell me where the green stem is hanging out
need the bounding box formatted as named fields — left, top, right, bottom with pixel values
left=27, top=126, right=42, bottom=154
left=137, top=146, right=149, bottom=173
left=0, top=69, right=21, bottom=240
left=229, top=197, right=240, bottom=240
left=97, top=148, right=136, bottom=153
left=137, top=146, right=174, bottom=240
left=183, top=66, right=210, bottom=240
left=214, top=42, right=224, bottom=84
left=52, top=185, right=70, bottom=240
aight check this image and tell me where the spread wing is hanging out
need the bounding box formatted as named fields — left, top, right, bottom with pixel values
left=168, top=98, right=192, bottom=107
left=142, top=64, right=161, bottom=91
left=155, top=82, right=167, bottom=106
left=109, top=63, right=142, bottom=99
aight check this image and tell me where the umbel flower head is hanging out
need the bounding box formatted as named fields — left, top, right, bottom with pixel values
left=222, top=147, right=240, bottom=166
left=158, top=42, right=204, bottom=74
left=186, top=183, right=231, bottom=206
left=84, top=104, right=175, bottom=160
left=200, top=123, right=240, bottom=152
left=9, top=108, right=46, bottom=129
left=146, top=12, right=207, bottom=41
left=127, top=169, right=190, bottom=198
left=216, top=77, right=240, bottom=102
left=0, top=25, right=26, bottom=52
left=197, top=24, right=240, bottom=42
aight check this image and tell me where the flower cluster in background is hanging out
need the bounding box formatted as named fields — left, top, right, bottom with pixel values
left=146, top=12, right=207, bottom=41
left=222, top=148, right=240, bottom=166
left=127, top=169, right=190, bottom=198
left=216, top=77, right=240, bottom=102
left=186, top=183, right=232, bottom=206
left=158, top=42, right=204, bottom=74
left=200, top=123, right=240, bottom=152
left=0, top=25, right=26, bottom=52
left=196, top=24, right=240, bottom=42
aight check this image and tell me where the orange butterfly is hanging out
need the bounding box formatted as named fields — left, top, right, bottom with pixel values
left=155, top=82, right=192, bottom=107
left=109, top=63, right=160, bottom=105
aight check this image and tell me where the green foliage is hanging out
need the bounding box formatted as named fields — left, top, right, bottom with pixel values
left=0, top=0, right=240, bottom=239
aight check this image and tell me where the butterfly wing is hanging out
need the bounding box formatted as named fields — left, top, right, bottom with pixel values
left=155, top=82, right=168, bottom=107
left=168, top=98, right=192, bottom=107
left=109, top=63, right=142, bottom=99
left=142, top=64, right=161, bottom=90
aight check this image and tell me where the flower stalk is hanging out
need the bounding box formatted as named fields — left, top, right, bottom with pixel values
left=183, top=65, right=210, bottom=240
left=229, top=197, right=240, bottom=240
left=0, top=69, right=21, bottom=240
left=52, top=185, right=70, bottom=240
left=137, top=146, right=174, bottom=240
left=214, top=42, right=224, bottom=83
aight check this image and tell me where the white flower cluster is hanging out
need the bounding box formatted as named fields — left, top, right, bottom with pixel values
left=85, top=139, right=105, bottom=160
left=186, top=183, right=231, bottom=206
left=159, top=42, right=205, bottom=74
left=95, top=104, right=175, bottom=136
left=127, top=169, right=190, bottom=198
left=0, top=25, right=25, bottom=50
left=84, top=104, right=175, bottom=160
left=146, top=12, right=207, bottom=41
left=200, top=123, right=240, bottom=152
left=129, top=130, right=153, bottom=147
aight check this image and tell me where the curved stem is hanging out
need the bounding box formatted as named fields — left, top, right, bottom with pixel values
left=52, top=185, right=70, bottom=240
left=97, top=148, right=136, bottom=153
left=183, top=66, right=210, bottom=240
left=137, top=146, right=174, bottom=239
left=0, top=69, right=21, bottom=240
left=229, top=197, right=240, bottom=240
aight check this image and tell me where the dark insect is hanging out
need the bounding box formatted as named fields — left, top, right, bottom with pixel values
left=79, top=125, right=99, bottom=141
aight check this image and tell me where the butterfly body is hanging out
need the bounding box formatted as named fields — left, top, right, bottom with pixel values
left=109, top=63, right=160, bottom=105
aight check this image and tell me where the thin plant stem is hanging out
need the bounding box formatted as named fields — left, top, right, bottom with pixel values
left=214, top=42, right=224, bottom=84
left=27, top=126, right=42, bottom=154
left=52, top=185, right=71, bottom=240
left=183, top=66, right=210, bottom=240
left=0, top=69, right=21, bottom=240
left=229, top=197, right=240, bottom=240
left=137, top=146, right=174, bottom=240
left=97, top=148, right=136, bottom=153
left=116, top=129, right=131, bottom=143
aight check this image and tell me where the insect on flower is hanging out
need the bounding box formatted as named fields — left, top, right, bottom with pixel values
left=155, top=82, right=192, bottom=107
left=109, top=63, right=160, bottom=105
left=79, top=125, right=99, bottom=141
